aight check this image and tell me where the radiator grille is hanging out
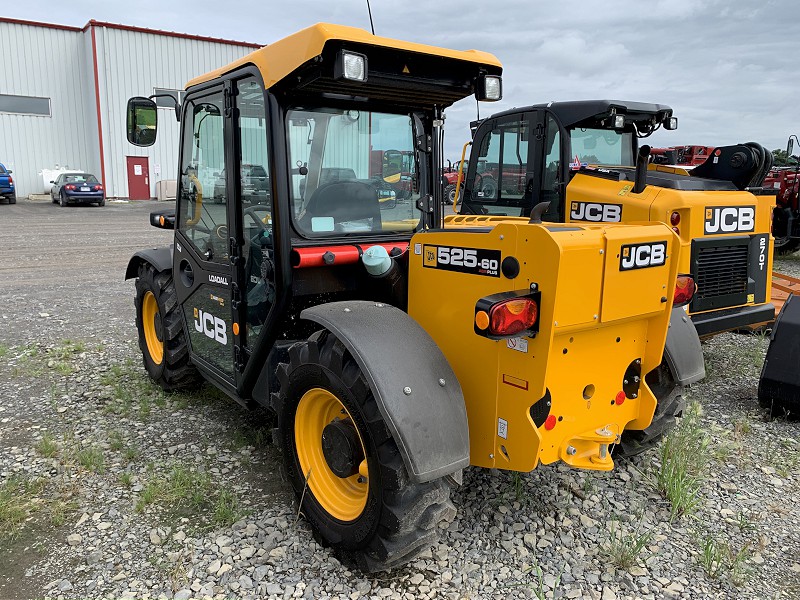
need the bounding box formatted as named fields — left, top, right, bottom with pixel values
left=695, top=244, right=749, bottom=301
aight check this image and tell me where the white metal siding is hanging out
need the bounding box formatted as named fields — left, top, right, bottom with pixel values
left=94, top=26, right=253, bottom=198
left=0, top=22, right=98, bottom=198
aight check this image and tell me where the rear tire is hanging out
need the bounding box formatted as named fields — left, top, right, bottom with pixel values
left=774, top=235, right=800, bottom=256
left=8, top=193, right=15, bottom=204
left=97, top=198, right=105, bottom=207
left=59, top=192, right=67, bottom=207
left=444, top=184, right=457, bottom=205
left=615, top=361, right=683, bottom=457
left=134, top=262, right=200, bottom=391
left=272, top=330, right=456, bottom=572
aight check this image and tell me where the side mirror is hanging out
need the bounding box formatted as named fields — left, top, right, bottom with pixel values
left=149, top=209, right=175, bottom=230
left=788, top=137, right=795, bottom=156
left=49, top=180, right=54, bottom=184
left=127, top=97, right=158, bottom=147
left=6, top=170, right=11, bottom=174
left=382, top=150, right=403, bottom=183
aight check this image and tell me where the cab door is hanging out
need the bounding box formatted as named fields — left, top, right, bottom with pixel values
left=173, top=85, right=236, bottom=387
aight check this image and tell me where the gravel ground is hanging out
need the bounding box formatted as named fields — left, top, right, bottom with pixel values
left=1, top=199, right=799, bottom=600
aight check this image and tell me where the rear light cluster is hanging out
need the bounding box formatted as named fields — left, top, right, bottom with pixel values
left=670, top=211, right=681, bottom=235
left=93, top=184, right=103, bottom=191
left=475, top=290, right=541, bottom=339
left=673, top=274, right=696, bottom=307
left=65, top=184, right=76, bottom=190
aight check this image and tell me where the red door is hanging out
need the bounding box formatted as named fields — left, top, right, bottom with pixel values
left=126, top=156, right=151, bottom=200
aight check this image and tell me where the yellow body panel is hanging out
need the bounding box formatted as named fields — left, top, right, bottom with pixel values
left=186, top=23, right=501, bottom=89
left=565, top=174, right=775, bottom=321
left=409, top=220, right=679, bottom=472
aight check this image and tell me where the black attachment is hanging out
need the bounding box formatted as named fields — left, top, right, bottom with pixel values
left=691, top=142, right=773, bottom=190
left=529, top=388, right=552, bottom=428
left=623, top=359, right=642, bottom=399
left=758, top=294, right=800, bottom=416
left=633, top=145, right=651, bottom=194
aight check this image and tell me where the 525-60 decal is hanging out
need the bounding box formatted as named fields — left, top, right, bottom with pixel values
left=423, top=245, right=501, bottom=277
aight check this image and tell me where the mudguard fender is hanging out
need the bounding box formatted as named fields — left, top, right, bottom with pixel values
left=665, top=307, right=705, bottom=386
left=124, top=245, right=174, bottom=280
left=301, top=301, right=469, bottom=484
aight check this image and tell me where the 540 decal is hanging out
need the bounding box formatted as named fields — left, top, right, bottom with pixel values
left=423, top=245, right=501, bottom=277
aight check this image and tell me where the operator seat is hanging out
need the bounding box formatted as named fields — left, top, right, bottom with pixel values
left=298, top=180, right=382, bottom=233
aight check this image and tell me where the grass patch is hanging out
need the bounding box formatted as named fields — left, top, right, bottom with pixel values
left=655, top=401, right=710, bottom=521
left=119, top=472, right=134, bottom=488
left=76, top=447, right=105, bottom=473
left=36, top=432, right=59, bottom=458
left=0, top=344, right=9, bottom=359
left=0, top=476, right=46, bottom=540
left=135, top=464, right=246, bottom=530
left=698, top=534, right=752, bottom=584
left=604, top=519, right=653, bottom=569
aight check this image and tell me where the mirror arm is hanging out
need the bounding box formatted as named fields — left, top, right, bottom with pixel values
left=148, top=93, right=181, bottom=122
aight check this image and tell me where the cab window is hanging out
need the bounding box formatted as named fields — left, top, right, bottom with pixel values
left=569, top=128, right=635, bottom=166
left=286, top=108, right=421, bottom=237
left=177, top=90, right=228, bottom=264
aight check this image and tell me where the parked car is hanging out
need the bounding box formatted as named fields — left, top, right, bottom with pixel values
left=0, top=163, right=16, bottom=204
left=50, top=173, right=105, bottom=206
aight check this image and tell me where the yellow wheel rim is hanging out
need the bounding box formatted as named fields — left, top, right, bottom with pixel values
left=295, top=388, right=369, bottom=522
left=142, top=291, right=164, bottom=365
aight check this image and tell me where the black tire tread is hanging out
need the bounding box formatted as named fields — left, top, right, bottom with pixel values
left=271, top=330, right=455, bottom=572
left=134, top=262, right=201, bottom=391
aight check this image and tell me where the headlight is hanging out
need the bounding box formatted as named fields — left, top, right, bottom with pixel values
left=476, top=74, right=502, bottom=102
left=665, top=116, right=678, bottom=130
left=612, top=114, right=625, bottom=129
left=335, top=50, right=368, bottom=82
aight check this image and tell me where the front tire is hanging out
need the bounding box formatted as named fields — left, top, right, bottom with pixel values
left=615, top=361, right=683, bottom=457
left=134, top=262, right=200, bottom=391
left=444, top=183, right=457, bottom=205
left=272, top=330, right=456, bottom=572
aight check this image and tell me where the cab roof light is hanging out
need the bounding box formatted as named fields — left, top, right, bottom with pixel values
left=335, top=50, right=368, bottom=82
left=664, top=116, right=678, bottom=130
left=476, top=74, right=502, bottom=102
left=673, top=274, right=696, bottom=307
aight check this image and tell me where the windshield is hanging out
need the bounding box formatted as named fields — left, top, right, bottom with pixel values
left=286, top=108, right=422, bottom=237
left=569, top=128, right=634, bottom=167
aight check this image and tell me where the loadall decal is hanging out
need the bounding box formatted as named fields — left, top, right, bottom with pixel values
left=569, top=202, right=622, bottom=222
left=423, top=245, right=500, bottom=277
left=704, top=206, right=755, bottom=234
left=193, top=308, right=228, bottom=345
left=619, top=241, right=668, bottom=271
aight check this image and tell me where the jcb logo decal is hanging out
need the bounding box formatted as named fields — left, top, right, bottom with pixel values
left=620, top=241, right=667, bottom=271
left=570, top=202, right=622, bottom=222
left=704, top=206, right=755, bottom=234
left=193, top=308, right=228, bottom=345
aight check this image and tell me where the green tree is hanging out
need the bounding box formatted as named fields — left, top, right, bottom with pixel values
left=773, top=149, right=798, bottom=167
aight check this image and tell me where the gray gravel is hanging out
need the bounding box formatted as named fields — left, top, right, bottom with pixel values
left=1, top=199, right=799, bottom=600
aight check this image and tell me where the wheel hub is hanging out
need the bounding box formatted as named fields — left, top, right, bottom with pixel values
left=321, top=418, right=364, bottom=478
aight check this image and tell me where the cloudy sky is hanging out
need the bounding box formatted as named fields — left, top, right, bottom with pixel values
left=7, top=0, right=799, bottom=159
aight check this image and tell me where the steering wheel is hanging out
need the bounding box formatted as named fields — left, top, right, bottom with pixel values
left=243, top=205, right=273, bottom=248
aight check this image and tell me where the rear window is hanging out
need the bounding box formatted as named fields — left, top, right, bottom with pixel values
left=65, top=174, right=98, bottom=183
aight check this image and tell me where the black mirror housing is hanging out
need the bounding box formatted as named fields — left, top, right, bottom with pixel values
left=149, top=209, right=175, bottom=230
left=127, top=97, right=158, bottom=147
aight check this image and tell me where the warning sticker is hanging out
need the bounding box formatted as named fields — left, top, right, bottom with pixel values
left=507, top=337, right=528, bottom=353
left=498, top=418, right=508, bottom=440
left=422, top=245, right=501, bottom=277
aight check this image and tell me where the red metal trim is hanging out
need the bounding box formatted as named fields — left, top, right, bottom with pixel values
left=0, top=17, right=81, bottom=32
left=0, top=17, right=261, bottom=48
left=90, top=25, right=107, bottom=191
left=292, top=242, right=410, bottom=269
left=84, top=20, right=261, bottom=48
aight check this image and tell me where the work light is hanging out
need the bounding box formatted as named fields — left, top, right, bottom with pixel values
left=476, top=74, right=502, bottom=102
left=335, top=50, right=368, bottom=82
left=664, top=116, right=678, bottom=130
left=612, top=114, right=625, bottom=129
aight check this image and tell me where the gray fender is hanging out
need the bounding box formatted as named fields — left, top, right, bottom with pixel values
left=664, top=307, right=705, bottom=386
left=301, top=301, right=469, bottom=484
left=124, top=245, right=173, bottom=280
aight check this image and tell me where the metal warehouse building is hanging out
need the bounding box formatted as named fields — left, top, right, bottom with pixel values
left=0, top=18, right=260, bottom=199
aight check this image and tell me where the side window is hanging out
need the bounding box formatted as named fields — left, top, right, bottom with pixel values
left=472, top=118, right=529, bottom=205
left=177, top=90, right=228, bottom=264
left=236, top=77, right=274, bottom=342
left=540, top=114, right=562, bottom=220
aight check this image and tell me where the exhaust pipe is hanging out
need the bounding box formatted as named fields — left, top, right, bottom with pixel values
left=633, top=145, right=651, bottom=194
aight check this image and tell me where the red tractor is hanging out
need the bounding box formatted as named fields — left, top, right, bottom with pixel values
left=650, top=145, right=714, bottom=166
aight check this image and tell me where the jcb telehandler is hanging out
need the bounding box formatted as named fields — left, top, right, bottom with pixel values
left=125, top=27, right=700, bottom=571
left=457, top=100, right=775, bottom=341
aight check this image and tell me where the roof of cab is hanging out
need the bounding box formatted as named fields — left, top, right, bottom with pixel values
left=186, top=22, right=501, bottom=90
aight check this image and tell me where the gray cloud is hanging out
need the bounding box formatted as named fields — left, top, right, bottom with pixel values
left=8, top=0, right=798, bottom=158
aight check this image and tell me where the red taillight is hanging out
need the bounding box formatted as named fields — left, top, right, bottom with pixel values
left=93, top=184, right=103, bottom=191
left=65, top=184, right=76, bottom=190
left=489, top=298, right=538, bottom=337
left=670, top=211, right=680, bottom=226
left=7, top=175, right=12, bottom=185
left=673, top=274, right=696, bottom=306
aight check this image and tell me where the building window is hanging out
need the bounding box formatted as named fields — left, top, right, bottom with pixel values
left=153, top=88, right=186, bottom=110
left=0, top=94, right=51, bottom=117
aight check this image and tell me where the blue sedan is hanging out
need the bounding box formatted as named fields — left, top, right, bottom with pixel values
left=50, top=173, right=105, bottom=207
